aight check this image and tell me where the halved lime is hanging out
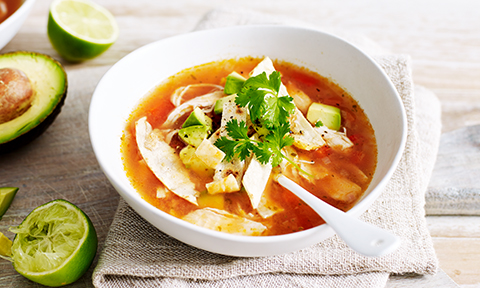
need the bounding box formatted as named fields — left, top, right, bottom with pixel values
left=47, top=0, right=119, bottom=62
left=0, top=187, right=18, bottom=219
left=8, top=199, right=97, bottom=287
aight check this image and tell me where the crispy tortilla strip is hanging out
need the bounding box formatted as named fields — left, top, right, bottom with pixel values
left=242, top=135, right=272, bottom=209
left=257, top=193, right=284, bottom=219
left=206, top=174, right=240, bottom=194
left=207, top=97, right=247, bottom=193
left=195, top=138, right=225, bottom=169
left=182, top=207, right=266, bottom=236
left=136, top=117, right=199, bottom=205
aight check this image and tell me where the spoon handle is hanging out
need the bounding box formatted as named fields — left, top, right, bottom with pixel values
left=277, top=175, right=400, bottom=257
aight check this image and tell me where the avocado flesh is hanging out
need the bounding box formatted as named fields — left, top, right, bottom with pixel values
left=306, top=102, right=341, bottom=131
left=0, top=52, right=67, bottom=153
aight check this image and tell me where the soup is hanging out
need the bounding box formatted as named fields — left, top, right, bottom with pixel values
left=121, top=57, right=377, bottom=236
left=0, top=0, right=22, bottom=24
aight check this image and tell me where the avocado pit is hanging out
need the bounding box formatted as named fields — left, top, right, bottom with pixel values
left=0, top=68, right=34, bottom=124
left=0, top=51, right=67, bottom=153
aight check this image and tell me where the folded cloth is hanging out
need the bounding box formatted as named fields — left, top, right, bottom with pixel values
left=92, top=8, right=440, bottom=288
left=426, top=125, right=480, bottom=215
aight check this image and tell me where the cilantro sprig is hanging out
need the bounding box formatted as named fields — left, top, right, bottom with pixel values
left=215, top=70, right=296, bottom=167
left=236, top=71, right=295, bottom=128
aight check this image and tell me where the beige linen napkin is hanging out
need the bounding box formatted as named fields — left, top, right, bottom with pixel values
left=92, top=8, right=441, bottom=288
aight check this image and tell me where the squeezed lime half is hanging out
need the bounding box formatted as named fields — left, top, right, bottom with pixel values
left=8, top=199, right=97, bottom=287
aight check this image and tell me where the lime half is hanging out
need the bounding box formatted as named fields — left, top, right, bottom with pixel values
left=47, top=0, right=119, bottom=62
left=9, top=199, right=97, bottom=287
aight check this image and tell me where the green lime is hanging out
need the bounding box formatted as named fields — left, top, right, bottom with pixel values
left=0, top=187, right=18, bottom=219
left=8, top=199, right=97, bottom=287
left=47, top=0, right=119, bottom=62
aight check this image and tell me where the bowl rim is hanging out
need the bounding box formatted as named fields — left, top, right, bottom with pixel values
left=89, top=24, right=407, bottom=252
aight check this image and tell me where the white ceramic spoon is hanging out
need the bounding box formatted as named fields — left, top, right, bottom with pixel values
left=277, top=175, right=401, bottom=257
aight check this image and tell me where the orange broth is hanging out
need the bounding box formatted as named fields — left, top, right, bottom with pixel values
left=0, top=0, right=23, bottom=24
left=121, top=57, right=377, bottom=236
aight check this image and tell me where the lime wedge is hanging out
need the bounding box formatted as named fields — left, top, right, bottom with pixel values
left=8, top=199, right=97, bottom=287
left=0, top=187, right=18, bottom=219
left=47, top=0, right=119, bottom=62
left=0, top=232, right=12, bottom=257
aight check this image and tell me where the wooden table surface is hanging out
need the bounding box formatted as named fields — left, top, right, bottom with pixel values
left=1, top=0, right=479, bottom=287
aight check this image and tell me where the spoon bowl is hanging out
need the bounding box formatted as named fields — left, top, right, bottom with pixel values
left=277, top=175, right=401, bottom=257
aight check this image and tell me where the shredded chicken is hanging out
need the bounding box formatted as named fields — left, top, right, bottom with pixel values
left=182, top=207, right=266, bottom=236
left=171, top=84, right=224, bottom=107
left=315, top=126, right=354, bottom=151
left=136, top=117, right=199, bottom=205
left=162, top=90, right=224, bottom=128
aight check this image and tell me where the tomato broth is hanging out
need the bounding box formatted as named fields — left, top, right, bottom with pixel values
left=121, top=57, right=377, bottom=236
left=0, top=0, right=23, bottom=24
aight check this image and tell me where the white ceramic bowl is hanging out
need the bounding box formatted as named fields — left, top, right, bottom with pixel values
left=89, top=25, right=407, bottom=257
left=0, top=0, right=36, bottom=51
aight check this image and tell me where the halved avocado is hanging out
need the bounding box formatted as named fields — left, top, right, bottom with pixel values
left=0, top=52, right=67, bottom=153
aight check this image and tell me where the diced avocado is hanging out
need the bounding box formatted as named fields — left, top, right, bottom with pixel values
left=214, top=95, right=236, bottom=115
left=306, top=102, right=341, bottom=131
left=0, top=187, right=18, bottom=219
left=178, top=125, right=210, bottom=147
left=224, top=71, right=246, bottom=95
left=0, top=52, right=67, bottom=153
left=179, top=145, right=214, bottom=178
left=197, top=191, right=224, bottom=210
left=182, top=107, right=212, bottom=129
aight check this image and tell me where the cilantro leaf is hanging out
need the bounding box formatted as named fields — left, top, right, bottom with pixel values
left=236, top=88, right=266, bottom=123
left=225, top=119, right=249, bottom=140
left=236, top=71, right=286, bottom=125
left=215, top=120, right=257, bottom=162
left=263, top=95, right=295, bottom=128
left=261, top=123, right=295, bottom=166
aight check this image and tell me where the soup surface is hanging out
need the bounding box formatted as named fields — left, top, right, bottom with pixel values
left=0, top=0, right=22, bottom=24
left=121, top=57, right=377, bottom=236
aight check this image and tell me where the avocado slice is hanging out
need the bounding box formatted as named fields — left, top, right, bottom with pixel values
left=0, top=52, right=67, bottom=153
left=182, top=107, right=212, bottom=129
left=0, top=187, right=18, bottom=220
left=179, top=145, right=214, bottom=178
left=178, top=125, right=210, bottom=147
left=224, top=71, right=246, bottom=95
left=306, top=102, right=342, bottom=131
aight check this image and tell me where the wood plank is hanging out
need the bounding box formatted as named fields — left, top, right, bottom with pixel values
left=427, top=216, right=480, bottom=238
left=431, top=238, right=480, bottom=286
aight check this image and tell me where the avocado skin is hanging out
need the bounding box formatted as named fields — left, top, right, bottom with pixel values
left=0, top=52, right=68, bottom=154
